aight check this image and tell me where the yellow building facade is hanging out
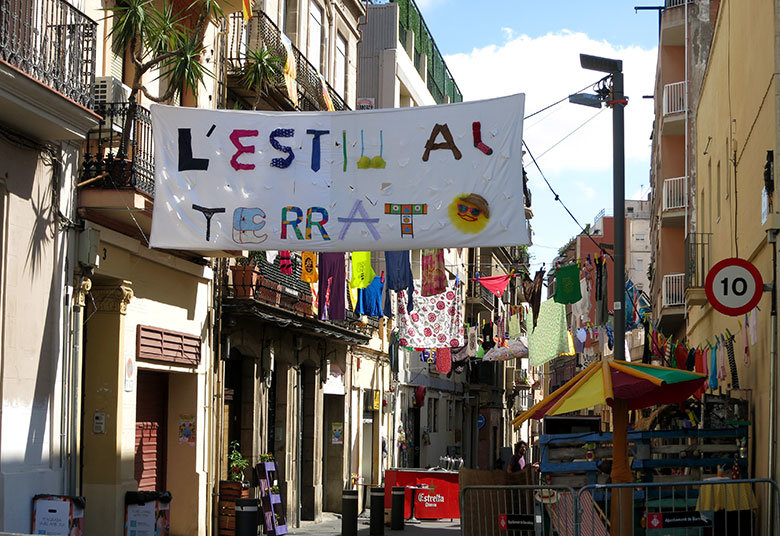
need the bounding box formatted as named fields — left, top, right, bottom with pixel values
left=689, top=0, right=775, bottom=481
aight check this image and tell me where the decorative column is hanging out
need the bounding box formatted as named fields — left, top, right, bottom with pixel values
left=82, top=281, right=134, bottom=536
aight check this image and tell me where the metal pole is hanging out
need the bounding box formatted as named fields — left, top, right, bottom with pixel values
left=613, top=68, right=626, bottom=363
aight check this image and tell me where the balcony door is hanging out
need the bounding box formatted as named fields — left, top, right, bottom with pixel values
left=308, top=1, right=322, bottom=73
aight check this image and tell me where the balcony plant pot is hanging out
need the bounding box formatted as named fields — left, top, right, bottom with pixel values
left=231, top=265, right=261, bottom=298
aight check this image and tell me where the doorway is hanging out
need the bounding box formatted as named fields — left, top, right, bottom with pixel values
left=135, top=370, right=168, bottom=491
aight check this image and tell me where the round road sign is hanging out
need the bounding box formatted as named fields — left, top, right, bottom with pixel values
left=477, top=414, right=486, bottom=429
left=704, top=257, right=764, bottom=316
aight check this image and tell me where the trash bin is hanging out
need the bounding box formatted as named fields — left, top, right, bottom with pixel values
left=125, top=491, right=172, bottom=536
left=235, top=498, right=260, bottom=536
left=32, top=494, right=86, bottom=535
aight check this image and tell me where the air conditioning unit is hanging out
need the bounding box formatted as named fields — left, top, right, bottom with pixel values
left=94, top=76, right=130, bottom=105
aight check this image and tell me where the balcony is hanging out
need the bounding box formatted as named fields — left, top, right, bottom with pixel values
left=220, top=11, right=348, bottom=111
left=660, top=1, right=687, bottom=46
left=466, top=281, right=496, bottom=310
left=393, top=0, right=463, bottom=105
left=0, top=0, right=99, bottom=139
left=661, top=176, right=686, bottom=226
left=662, top=273, right=685, bottom=307
left=81, top=102, right=155, bottom=196
left=685, top=232, right=711, bottom=306
left=662, top=81, right=686, bottom=135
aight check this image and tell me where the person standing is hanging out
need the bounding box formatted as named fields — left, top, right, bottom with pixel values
left=507, top=441, right=527, bottom=473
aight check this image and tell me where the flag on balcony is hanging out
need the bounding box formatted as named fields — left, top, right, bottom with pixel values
left=317, top=72, right=335, bottom=111
left=242, top=0, right=252, bottom=21
left=280, top=34, right=298, bottom=107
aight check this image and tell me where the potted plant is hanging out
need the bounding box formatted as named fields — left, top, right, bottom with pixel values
left=219, top=441, right=250, bottom=500
left=231, top=252, right=264, bottom=298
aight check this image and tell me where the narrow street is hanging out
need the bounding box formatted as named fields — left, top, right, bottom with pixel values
left=291, top=514, right=460, bottom=536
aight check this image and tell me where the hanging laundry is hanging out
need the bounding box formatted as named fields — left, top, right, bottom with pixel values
left=421, top=249, right=447, bottom=297
left=479, top=274, right=512, bottom=298
left=384, top=250, right=414, bottom=316
left=451, top=345, right=470, bottom=375
left=553, top=264, right=582, bottom=304
left=571, top=278, right=591, bottom=327
left=573, top=333, right=585, bottom=354
left=642, top=320, right=652, bottom=364
left=528, top=299, right=575, bottom=366
left=350, top=251, right=376, bottom=289
left=467, top=326, right=478, bottom=356
left=309, top=282, right=319, bottom=315
left=279, top=251, right=293, bottom=275
left=396, top=281, right=464, bottom=349
left=356, top=276, right=384, bottom=316
left=482, top=321, right=496, bottom=350
left=576, top=328, right=587, bottom=344
left=594, top=258, right=609, bottom=326
left=318, top=252, right=346, bottom=320
left=389, top=330, right=400, bottom=375
left=718, top=338, right=727, bottom=381
left=508, top=315, right=522, bottom=338
left=749, top=308, right=758, bottom=346
left=521, top=269, right=545, bottom=330
left=686, top=348, right=696, bottom=371
left=414, top=386, right=426, bottom=407
left=742, top=315, right=750, bottom=365
left=724, top=334, right=739, bottom=389
left=301, top=251, right=318, bottom=283
left=709, top=343, right=719, bottom=389
left=674, top=342, right=688, bottom=370
left=436, top=347, right=452, bottom=374
left=265, top=250, right=279, bottom=263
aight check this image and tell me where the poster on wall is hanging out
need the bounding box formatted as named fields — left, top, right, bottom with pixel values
left=149, top=94, right=528, bottom=252
left=331, top=422, right=344, bottom=444
left=32, top=495, right=84, bottom=536
left=178, top=414, right=196, bottom=445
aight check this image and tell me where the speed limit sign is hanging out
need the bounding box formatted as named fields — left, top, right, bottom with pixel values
left=704, top=257, right=764, bottom=316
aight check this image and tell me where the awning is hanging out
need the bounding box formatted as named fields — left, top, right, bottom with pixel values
left=223, top=299, right=371, bottom=344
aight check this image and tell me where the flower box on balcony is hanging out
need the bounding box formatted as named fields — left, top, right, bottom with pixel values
left=231, top=265, right=261, bottom=298
left=257, top=280, right=282, bottom=306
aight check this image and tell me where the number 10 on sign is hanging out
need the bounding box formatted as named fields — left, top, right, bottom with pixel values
left=704, top=257, right=764, bottom=316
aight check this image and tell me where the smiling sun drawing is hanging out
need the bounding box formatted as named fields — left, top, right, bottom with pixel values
left=448, top=193, right=490, bottom=234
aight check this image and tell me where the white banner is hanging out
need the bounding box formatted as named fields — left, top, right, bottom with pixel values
left=149, top=94, right=528, bottom=251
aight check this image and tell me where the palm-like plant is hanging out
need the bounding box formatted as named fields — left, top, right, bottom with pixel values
left=241, top=45, right=283, bottom=110
left=106, top=0, right=224, bottom=154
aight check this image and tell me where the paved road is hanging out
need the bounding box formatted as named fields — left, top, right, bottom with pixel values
left=290, top=512, right=460, bottom=536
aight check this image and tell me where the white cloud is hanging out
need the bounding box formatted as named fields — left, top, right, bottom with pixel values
left=444, top=30, right=657, bottom=174
left=501, top=27, right=515, bottom=41
left=576, top=182, right=597, bottom=200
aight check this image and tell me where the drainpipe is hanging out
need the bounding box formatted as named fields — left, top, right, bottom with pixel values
left=71, top=277, right=90, bottom=495
left=684, top=0, right=689, bottom=239
left=297, top=356, right=303, bottom=527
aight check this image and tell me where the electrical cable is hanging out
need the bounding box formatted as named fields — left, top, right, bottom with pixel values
left=536, top=108, right=606, bottom=160
left=523, top=76, right=610, bottom=120
left=522, top=140, right=613, bottom=260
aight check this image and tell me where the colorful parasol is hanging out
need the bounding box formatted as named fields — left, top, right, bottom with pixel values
left=512, top=358, right=706, bottom=535
left=511, top=359, right=706, bottom=426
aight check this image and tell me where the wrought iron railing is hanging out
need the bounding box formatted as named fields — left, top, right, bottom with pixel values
left=0, top=0, right=96, bottom=108
left=686, top=232, right=711, bottom=289
left=80, top=102, right=155, bottom=196
left=223, top=11, right=348, bottom=111
left=393, top=0, right=463, bottom=105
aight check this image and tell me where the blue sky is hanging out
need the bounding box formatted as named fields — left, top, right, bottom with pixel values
left=414, top=0, right=659, bottom=272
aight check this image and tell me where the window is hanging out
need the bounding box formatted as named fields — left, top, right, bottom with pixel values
left=447, top=399, right=454, bottom=431
left=636, top=258, right=644, bottom=270
left=280, top=0, right=288, bottom=35
left=717, top=160, right=721, bottom=221
left=335, top=33, right=347, bottom=98
left=308, top=2, right=323, bottom=72
left=635, top=233, right=645, bottom=241
left=427, top=398, right=439, bottom=432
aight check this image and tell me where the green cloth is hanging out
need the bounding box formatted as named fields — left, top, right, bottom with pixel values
left=553, top=264, right=582, bottom=304
left=529, top=299, right=573, bottom=366
left=350, top=251, right=376, bottom=289
left=622, top=363, right=702, bottom=384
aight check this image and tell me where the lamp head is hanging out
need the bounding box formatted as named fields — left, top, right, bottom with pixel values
left=580, top=53, right=622, bottom=73
left=568, top=93, right=603, bottom=109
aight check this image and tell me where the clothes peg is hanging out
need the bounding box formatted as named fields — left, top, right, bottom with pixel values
left=455, top=273, right=460, bottom=287
left=381, top=270, right=385, bottom=283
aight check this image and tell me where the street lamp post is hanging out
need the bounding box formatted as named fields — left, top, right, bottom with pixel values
left=572, top=53, right=630, bottom=534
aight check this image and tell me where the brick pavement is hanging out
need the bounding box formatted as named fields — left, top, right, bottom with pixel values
left=289, top=512, right=460, bottom=536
